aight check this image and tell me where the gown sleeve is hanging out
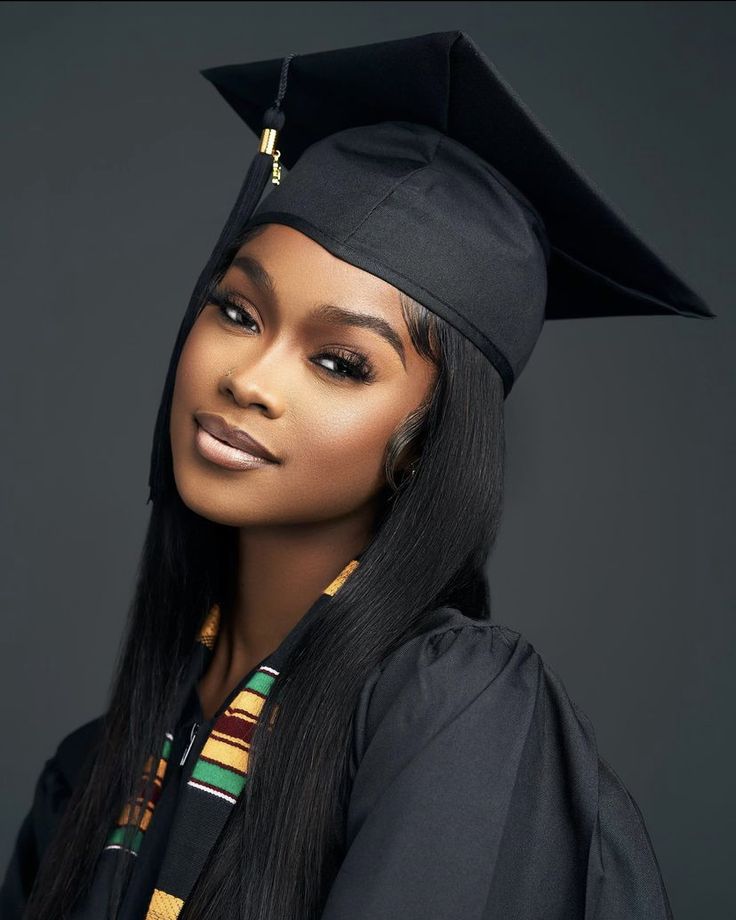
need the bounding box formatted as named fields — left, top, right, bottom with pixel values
left=0, top=717, right=104, bottom=920
left=319, top=617, right=675, bottom=920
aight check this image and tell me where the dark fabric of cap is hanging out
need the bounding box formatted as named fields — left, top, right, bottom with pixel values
left=197, top=30, right=714, bottom=397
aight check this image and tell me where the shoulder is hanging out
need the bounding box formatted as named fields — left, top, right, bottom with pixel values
left=358, top=604, right=544, bottom=706
left=350, top=606, right=559, bottom=771
left=344, top=607, right=598, bottom=860
left=348, top=604, right=620, bottom=806
left=345, top=608, right=674, bottom=916
left=36, top=714, right=106, bottom=839
left=52, top=714, right=106, bottom=789
left=29, top=714, right=106, bottom=818
left=0, top=716, right=106, bottom=911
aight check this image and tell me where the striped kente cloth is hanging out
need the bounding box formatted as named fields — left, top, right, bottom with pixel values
left=103, top=556, right=360, bottom=919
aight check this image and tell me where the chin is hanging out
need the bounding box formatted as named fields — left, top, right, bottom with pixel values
left=174, top=485, right=255, bottom=528
left=170, top=463, right=284, bottom=528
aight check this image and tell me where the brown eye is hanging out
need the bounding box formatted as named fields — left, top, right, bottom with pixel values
left=209, top=292, right=259, bottom=332
left=314, top=350, right=375, bottom=382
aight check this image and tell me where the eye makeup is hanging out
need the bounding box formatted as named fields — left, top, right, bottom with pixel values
left=207, top=288, right=376, bottom=384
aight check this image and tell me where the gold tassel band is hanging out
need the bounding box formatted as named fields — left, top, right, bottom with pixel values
left=259, top=128, right=282, bottom=184
left=259, top=127, right=279, bottom=155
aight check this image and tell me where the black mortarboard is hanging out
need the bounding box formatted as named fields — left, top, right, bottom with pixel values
left=196, top=30, right=714, bottom=398
left=146, top=30, right=715, bottom=501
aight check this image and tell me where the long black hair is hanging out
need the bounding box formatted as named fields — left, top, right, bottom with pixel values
left=24, top=222, right=506, bottom=920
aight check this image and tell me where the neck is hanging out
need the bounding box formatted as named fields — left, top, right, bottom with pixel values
left=197, top=513, right=373, bottom=720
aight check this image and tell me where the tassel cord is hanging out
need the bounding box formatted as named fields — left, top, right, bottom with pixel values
left=147, top=51, right=297, bottom=505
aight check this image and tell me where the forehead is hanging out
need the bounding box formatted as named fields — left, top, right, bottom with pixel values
left=229, top=223, right=405, bottom=312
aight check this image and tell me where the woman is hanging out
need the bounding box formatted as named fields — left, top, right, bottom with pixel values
left=1, top=30, right=711, bottom=920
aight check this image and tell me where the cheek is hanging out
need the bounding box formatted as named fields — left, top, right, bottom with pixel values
left=172, top=317, right=243, bottom=427
left=174, top=324, right=215, bottom=401
left=170, top=322, right=229, bottom=457
left=290, top=396, right=398, bottom=494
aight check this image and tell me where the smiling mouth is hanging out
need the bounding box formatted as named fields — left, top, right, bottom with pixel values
left=194, top=422, right=277, bottom=471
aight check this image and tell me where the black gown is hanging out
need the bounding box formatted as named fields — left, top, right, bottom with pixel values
left=0, top=607, right=675, bottom=919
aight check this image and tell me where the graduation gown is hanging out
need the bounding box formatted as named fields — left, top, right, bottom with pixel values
left=0, top=606, right=674, bottom=919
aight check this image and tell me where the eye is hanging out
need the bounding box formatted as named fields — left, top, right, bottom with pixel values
left=207, top=290, right=376, bottom=384
left=209, top=290, right=259, bottom=333
left=315, top=348, right=375, bottom=383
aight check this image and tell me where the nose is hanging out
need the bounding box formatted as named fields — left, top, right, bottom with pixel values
left=218, top=349, right=287, bottom=418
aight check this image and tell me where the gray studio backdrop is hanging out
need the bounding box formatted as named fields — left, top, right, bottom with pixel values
left=2, top=2, right=733, bottom=917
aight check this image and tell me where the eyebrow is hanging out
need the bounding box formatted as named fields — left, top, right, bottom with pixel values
left=231, top=253, right=406, bottom=368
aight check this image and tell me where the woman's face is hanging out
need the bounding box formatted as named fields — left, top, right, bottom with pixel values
left=170, top=223, right=437, bottom=530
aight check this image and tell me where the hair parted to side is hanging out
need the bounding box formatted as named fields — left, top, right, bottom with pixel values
left=24, top=221, right=506, bottom=920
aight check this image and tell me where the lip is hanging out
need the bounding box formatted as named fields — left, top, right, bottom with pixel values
left=194, top=411, right=280, bottom=464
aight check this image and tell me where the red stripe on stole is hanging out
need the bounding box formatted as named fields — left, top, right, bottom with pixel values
left=213, top=710, right=259, bottom=743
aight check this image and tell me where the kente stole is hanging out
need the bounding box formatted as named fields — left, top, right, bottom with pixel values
left=103, top=557, right=360, bottom=919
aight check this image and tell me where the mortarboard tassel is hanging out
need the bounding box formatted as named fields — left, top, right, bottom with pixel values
left=183, top=49, right=296, bottom=317
left=146, top=52, right=296, bottom=505
left=215, top=51, right=296, bottom=252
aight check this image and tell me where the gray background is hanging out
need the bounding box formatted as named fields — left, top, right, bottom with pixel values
left=1, top=2, right=733, bottom=916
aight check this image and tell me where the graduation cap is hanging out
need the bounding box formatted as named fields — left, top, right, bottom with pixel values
left=192, top=30, right=714, bottom=400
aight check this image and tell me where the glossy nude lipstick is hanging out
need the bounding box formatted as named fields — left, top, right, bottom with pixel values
left=194, top=412, right=279, bottom=471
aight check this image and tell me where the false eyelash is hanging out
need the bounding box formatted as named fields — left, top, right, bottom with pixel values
left=208, top=291, right=376, bottom=384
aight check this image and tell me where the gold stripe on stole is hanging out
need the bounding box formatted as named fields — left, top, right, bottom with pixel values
left=146, top=888, right=185, bottom=919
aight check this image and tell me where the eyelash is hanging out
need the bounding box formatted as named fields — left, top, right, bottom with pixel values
left=207, top=291, right=376, bottom=384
